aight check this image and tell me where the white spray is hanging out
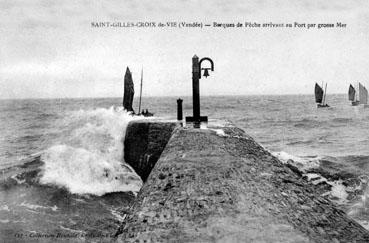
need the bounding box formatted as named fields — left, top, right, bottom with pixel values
left=40, top=106, right=143, bottom=196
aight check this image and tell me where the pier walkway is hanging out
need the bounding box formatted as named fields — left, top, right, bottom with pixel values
left=116, top=122, right=369, bottom=242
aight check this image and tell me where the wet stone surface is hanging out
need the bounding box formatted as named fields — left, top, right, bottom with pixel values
left=116, top=125, right=369, bottom=242
left=124, top=121, right=179, bottom=182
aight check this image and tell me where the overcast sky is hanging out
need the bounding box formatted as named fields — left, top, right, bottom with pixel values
left=1, top=0, right=369, bottom=99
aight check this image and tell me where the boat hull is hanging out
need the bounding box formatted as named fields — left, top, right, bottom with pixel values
left=351, top=101, right=360, bottom=106
left=317, top=104, right=330, bottom=108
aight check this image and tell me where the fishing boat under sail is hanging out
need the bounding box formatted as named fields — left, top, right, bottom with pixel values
left=122, top=66, right=154, bottom=116
left=348, top=83, right=368, bottom=107
left=348, top=84, right=358, bottom=106
left=315, top=83, right=329, bottom=108
left=359, top=83, right=368, bottom=107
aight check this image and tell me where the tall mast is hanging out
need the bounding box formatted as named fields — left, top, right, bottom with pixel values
left=138, top=67, right=143, bottom=114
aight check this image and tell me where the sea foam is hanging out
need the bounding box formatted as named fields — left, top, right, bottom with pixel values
left=272, top=151, right=320, bottom=171
left=39, top=106, right=143, bottom=196
left=273, top=151, right=350, bottom=203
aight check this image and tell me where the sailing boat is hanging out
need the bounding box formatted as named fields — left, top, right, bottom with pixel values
left=122, top=66, right=154, bottom=116
left=348, top=84, right=359, bottom=106
left=348, top=84, right=360, bottom=106
left=350, top=83, right=368, bottom=107
left=315, top=82, right=329, bottom=108
left=359, top=83, right=368, bottom=107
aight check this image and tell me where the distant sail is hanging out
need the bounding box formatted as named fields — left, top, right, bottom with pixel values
left=315, top=83, right=323, bottom=103
left=348, top=84, right=356, bottom=101
left=359, top=82, right=368, bottom=105
left=123, top=67, right=135, bottom=112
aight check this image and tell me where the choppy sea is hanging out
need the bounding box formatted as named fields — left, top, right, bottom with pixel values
left=1, top=94, right=369, bottom=241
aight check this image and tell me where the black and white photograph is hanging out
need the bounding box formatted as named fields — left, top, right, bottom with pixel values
left=1, top=0, right=369, bottom=242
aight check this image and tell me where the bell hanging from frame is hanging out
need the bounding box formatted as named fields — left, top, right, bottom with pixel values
left=203, top=68, right=210, bottom=78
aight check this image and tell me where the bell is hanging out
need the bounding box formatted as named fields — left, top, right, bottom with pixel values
left=203, top=68, right=210, bottom=78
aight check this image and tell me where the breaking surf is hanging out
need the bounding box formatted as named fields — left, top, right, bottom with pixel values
left=0, top=104, right=143, bottom=241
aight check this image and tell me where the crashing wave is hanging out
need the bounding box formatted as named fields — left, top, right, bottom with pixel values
left=273, top=150, right=369, bottom=229
left=39, top=106, right=143, bottom=196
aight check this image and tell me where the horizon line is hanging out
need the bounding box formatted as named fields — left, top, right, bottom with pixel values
left=0, top=93, right=347, bottom=101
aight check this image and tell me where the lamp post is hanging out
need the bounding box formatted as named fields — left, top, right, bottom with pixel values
left=186, top=55, right=214, bottom=127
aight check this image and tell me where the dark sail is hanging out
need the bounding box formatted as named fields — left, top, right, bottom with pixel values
left=123, top=67, right=134, bottom=112
left=348, top=84, right=355, bottom=101
left=359, top=83, right=368, bottom=105
left=315, top=83, right=323, bottom=103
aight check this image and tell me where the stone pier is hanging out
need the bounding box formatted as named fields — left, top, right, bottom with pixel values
left=116, top=121, right=369, bottom=242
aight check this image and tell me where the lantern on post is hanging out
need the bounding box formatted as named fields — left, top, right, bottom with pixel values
left=186, top=55, right=214, bottom=127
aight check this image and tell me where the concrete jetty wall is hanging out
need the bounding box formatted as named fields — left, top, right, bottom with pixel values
left=116, top=122, right=369, bottom=242
left=124, top=120, right=179, bottom=182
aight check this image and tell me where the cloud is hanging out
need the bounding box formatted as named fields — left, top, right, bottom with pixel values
left=1, top=0, right=369, bottom=98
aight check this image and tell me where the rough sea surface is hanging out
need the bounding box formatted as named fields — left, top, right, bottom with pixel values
left=1, top=94, right=369, bottom=240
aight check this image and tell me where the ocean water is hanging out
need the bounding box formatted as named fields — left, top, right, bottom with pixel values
left=1, top=94, right=369, bottom=240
